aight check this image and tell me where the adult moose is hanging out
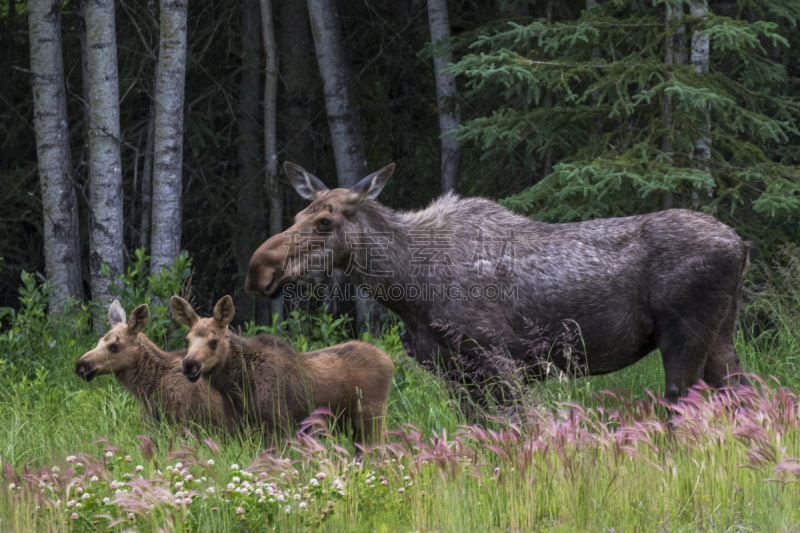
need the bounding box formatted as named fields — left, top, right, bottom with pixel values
left=246, top=163, right=750, bottom=403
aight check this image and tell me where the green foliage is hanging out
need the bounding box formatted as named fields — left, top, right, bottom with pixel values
left=449, top=0, right=800, bottom=255
left=242, top=305, right=354, bottom=353
left=104, top=248, right=193, bottom=350
left=0, top=250, right=799, bottom=530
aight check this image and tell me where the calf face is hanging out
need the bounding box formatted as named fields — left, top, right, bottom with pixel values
left=75, top=301, right=149, bottom=381
left=172, top=295, right=235, bottom=382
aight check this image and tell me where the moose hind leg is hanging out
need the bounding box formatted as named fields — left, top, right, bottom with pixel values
left=703, top=294, right=749, bottom=389
left=658, top=316, right=718, bottom=403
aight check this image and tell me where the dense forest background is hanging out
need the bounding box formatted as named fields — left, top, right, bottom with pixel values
left=1, top=0, right=799, bottom=326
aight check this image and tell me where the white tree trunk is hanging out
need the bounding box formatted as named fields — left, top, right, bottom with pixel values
left=150, top=0, right=187, bottom=274
left=691, top=0, right=711, bottom=162
left=85, top=0, right=123, bottom=308
left=427, top=0, right=462, bottom=193
left=307, top=0, right=385, bottom=333
left=28, top=0, right=83, bottom=314
left=307, top=0, right=368, bottom=188
left=260, top=0, right=284, bottom=323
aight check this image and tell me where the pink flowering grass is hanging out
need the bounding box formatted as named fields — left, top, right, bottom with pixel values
left=2, top=376, right=800, bottom=532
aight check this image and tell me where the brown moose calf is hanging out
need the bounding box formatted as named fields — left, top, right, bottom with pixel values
left=171, top=295, right=394, bottom=443
left=75, top=301, right=235, bottom=433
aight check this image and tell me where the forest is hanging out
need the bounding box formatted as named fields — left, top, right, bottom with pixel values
left=2, top=0, right=800, bottom=531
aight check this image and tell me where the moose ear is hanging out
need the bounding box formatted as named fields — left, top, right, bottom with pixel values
left=213, top=295, right=235, bottom=328
left=349, top=163, right=395, bottom=202
left=127, top=304, right=149, bottom=336
left=284, top=162, right=329, bottom=201
left=108, top=300, right=126, bottom=326
left=171, top=296, right=199, bottom=328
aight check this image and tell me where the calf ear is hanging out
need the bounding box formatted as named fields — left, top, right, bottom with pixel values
left=108, top=300, right=126, bottom=326
left=284, top=162, right=329, bottom=201
left=171, top=296, right=199, bottom=327
left=349, top=163, right=395, bottom=202
left=213, top=295, right=235, bottom=328
left=127, top=304, right=150, bottom=336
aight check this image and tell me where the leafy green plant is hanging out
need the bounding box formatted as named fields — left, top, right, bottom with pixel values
left=105, top=248, right=193, bottom=350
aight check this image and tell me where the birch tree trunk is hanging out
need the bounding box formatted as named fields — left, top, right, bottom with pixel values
left=28, top=0, right=83, bottom=314
left=85, top=0, right=124, bottom=308
left=307, top=0, right=367, bottom=188
left=427, top=0, right=462, bottom=193
left=150, top=0, right=187, bottom=274
left=691, top=0, right=711, bottom=162
left=234, top=0, right=265, bottom=323
left=307, top=0, right=384, bottom=333
left=260, top=0, right=284, bottom=324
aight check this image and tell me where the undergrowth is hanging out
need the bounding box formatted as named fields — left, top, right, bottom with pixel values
left=0, top=247, right=798, bottom=531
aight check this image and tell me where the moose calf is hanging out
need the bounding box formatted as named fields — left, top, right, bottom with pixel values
left=75, top=301, right=235, bottom=433
left=171, top=295, right=394, bottom=443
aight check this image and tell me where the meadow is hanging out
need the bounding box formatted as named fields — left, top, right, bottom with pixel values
left=1, top=249, right=799, bottom=532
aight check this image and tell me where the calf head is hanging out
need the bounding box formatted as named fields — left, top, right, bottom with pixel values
left=245, top=162, right=395, bottom=298
left=172, top=295, right=235, bottom=382
left=75, top=301, right=149, bottom=381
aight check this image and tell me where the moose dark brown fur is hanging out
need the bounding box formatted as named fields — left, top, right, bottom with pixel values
left=74, top=301, right=235, bottom=433
left=246, top=162, right=751, bottom=403
left=171, top=295, right=394, bottom=442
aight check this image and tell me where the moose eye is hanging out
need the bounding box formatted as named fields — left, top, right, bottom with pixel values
left=318, top=218, right=332, bottom=230
left=109, top=344, right=120, bottom=353
left=209, top=340, right=218, bottom=350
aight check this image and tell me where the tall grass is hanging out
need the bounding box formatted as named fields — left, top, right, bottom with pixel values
left=1, top=248, right=799, bottom=531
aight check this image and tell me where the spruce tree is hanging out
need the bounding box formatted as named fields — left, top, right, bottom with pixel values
left=449, top=0, right=800, bottom=253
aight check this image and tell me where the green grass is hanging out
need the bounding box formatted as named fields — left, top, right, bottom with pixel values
left=1, top=261, right=800, bottom=532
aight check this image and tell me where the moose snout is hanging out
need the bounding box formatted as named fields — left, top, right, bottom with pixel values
left=182, top=358, right=203, bottom=383
left=245, top=269, right=276, bottom=297
left=75, top=360, right=98, bottom=382
left=246, top=234, right=291, bottom=297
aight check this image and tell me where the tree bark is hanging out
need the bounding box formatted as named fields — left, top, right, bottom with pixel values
left=3, top=0, right=15, bottom=95
left=661, top=4, right=676, bottom=210
left=389, top=0, right=418, bottom=201
left=150, top=0, right=187, bottom=272
left=139, top=99, right=156, bottom=252
left=85, top=0, right=124, bottom=309
left=428, top=0, right=462, bottom=193
left=279, top=0, right=314, bottom=172
left=260, top=0, right=284, bottom=324
left=28, top=0, right=83, bottom=313
left=150, top=0, right=187, bottom=274
left=234, top=0, right=264, bottom=323
left=307, top=0, right=367, bottom=189
left=691, top=0, right=711, bottom=162
left=307, top=0, right=383, bottom=333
